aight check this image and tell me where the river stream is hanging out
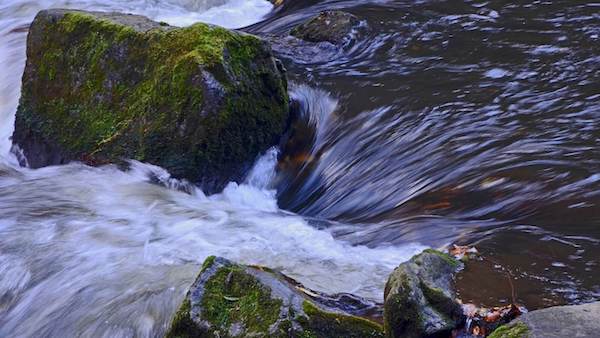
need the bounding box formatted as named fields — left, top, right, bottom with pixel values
left=0, top=0, right=599, bottom=336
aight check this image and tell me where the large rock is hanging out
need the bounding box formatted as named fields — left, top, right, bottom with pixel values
left=489, top=301, right=600, bottom=338
left=167, top=256, right=384, bottom=337
left=291, top=11, right=360, bottom=45
left=384, top=249, right=465, bottom=338
left=13, top=9, right=289, bottom=193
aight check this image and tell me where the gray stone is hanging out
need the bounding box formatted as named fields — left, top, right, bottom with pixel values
left=490, top=301, right=600, bottom=338
left=384, top=249, right=465, bottom=338
left=291, top=11, right=360, bottom=44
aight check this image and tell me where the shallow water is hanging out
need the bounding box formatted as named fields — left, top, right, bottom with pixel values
left=1, top=0, right=600, bottom=336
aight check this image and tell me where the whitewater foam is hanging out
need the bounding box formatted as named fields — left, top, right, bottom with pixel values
left=0, top=150, right=425, bottom=336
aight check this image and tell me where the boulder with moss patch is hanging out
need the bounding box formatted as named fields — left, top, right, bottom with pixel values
left=383, top=249, right=465, bottom=338
left=13, top=9, right=289, bottom=193
left=489, top=301, right=600, bottom=338
left=167, top=256, right=384, bottom=338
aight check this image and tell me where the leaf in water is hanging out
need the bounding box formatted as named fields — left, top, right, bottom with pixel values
left=449, top=244, right=479, bottom=260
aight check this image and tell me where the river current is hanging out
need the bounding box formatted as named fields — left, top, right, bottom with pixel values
left=0, top=0, right=599, bottom=337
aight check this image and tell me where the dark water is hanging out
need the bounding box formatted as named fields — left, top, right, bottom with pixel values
left=250, top=0, right=600, bottom=309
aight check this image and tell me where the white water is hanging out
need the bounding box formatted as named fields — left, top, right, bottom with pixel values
left=0, top=1, right=426, bottom=336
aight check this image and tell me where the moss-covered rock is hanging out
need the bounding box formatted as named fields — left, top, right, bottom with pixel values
left=383, top=249, right=464, bottom=338
left=291, top=11, right=360, bottom=45
left=13, top=9, right=289, bottom=193
left=489, top=301, right=600, bottom=338
left=167, top=256, right=384, bottom=338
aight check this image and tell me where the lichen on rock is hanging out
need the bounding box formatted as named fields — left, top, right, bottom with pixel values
left=166, top=256, right=384, bottom=338
left=383, top=249, right=464, bottom=338
left=13, top=9, right=289, bottom=193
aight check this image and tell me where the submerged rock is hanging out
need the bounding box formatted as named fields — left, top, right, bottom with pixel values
left=167, top=256, right=384, bottom=338
left=489, top=301, right=600, bottom=338
left=291, top=11, right=360, bottom=45
left=384, top=249, right=465, bottom=338
left=13, top=9, right=289, bottom=193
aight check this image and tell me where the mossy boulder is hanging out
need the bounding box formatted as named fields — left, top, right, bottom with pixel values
left=489, top=301, right=600, bottom=338
left=13, top=9, right=289, bottom=193
left=383, top=249, right=464, bottom=338
left=291, top=11, right=360, bottom=45
left=167, top=256, right=384, bottom=338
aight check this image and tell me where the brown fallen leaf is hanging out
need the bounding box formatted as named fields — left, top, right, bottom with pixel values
left=485, top=310, right=501, bottom=322
left=449, top=244, right=479, bottom=260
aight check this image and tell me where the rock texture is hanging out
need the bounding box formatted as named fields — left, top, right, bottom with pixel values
left=384, top=249, right=465, bottom=338
left=291, top=11, right=360, bottom=44
left=489, top=301, right=600, bottom=338
left=13, top=9, right=289, bottom=193
left=167, top=256, right=384, bottom=338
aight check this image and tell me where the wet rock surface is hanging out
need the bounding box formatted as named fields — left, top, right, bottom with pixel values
left=489, top=301, right=600, bottom=338
left=167, top=256, right=384, bottom=337
left=384, top=249, right=465, bottom=338
left=13, top=9, right=289, bottom=193
left=290, top=10, right=360, bottom=44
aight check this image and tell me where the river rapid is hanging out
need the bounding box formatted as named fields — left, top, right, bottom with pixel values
left=1, top=0, right=599, bottom=337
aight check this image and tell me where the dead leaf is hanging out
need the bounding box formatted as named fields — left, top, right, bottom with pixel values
left=449, top=244, right=479, bottom=260
left=485, top=311, right=501, bottom=322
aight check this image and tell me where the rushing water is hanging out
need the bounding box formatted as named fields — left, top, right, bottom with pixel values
left=1, top=0, right=600, bottom=336
left=248, top=0, right=600, bottom=308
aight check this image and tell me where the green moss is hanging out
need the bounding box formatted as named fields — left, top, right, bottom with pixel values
left=201, top=256, right=216, bottom=273
left=488, top=322, right=529, bottom=338
left=423, top=249, right=460, bottom=268
left=200, top=265, right=282, bottom=336
left=297, top=331, right=318, bottom=338
left=302, top=301, right=384, bottom=338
